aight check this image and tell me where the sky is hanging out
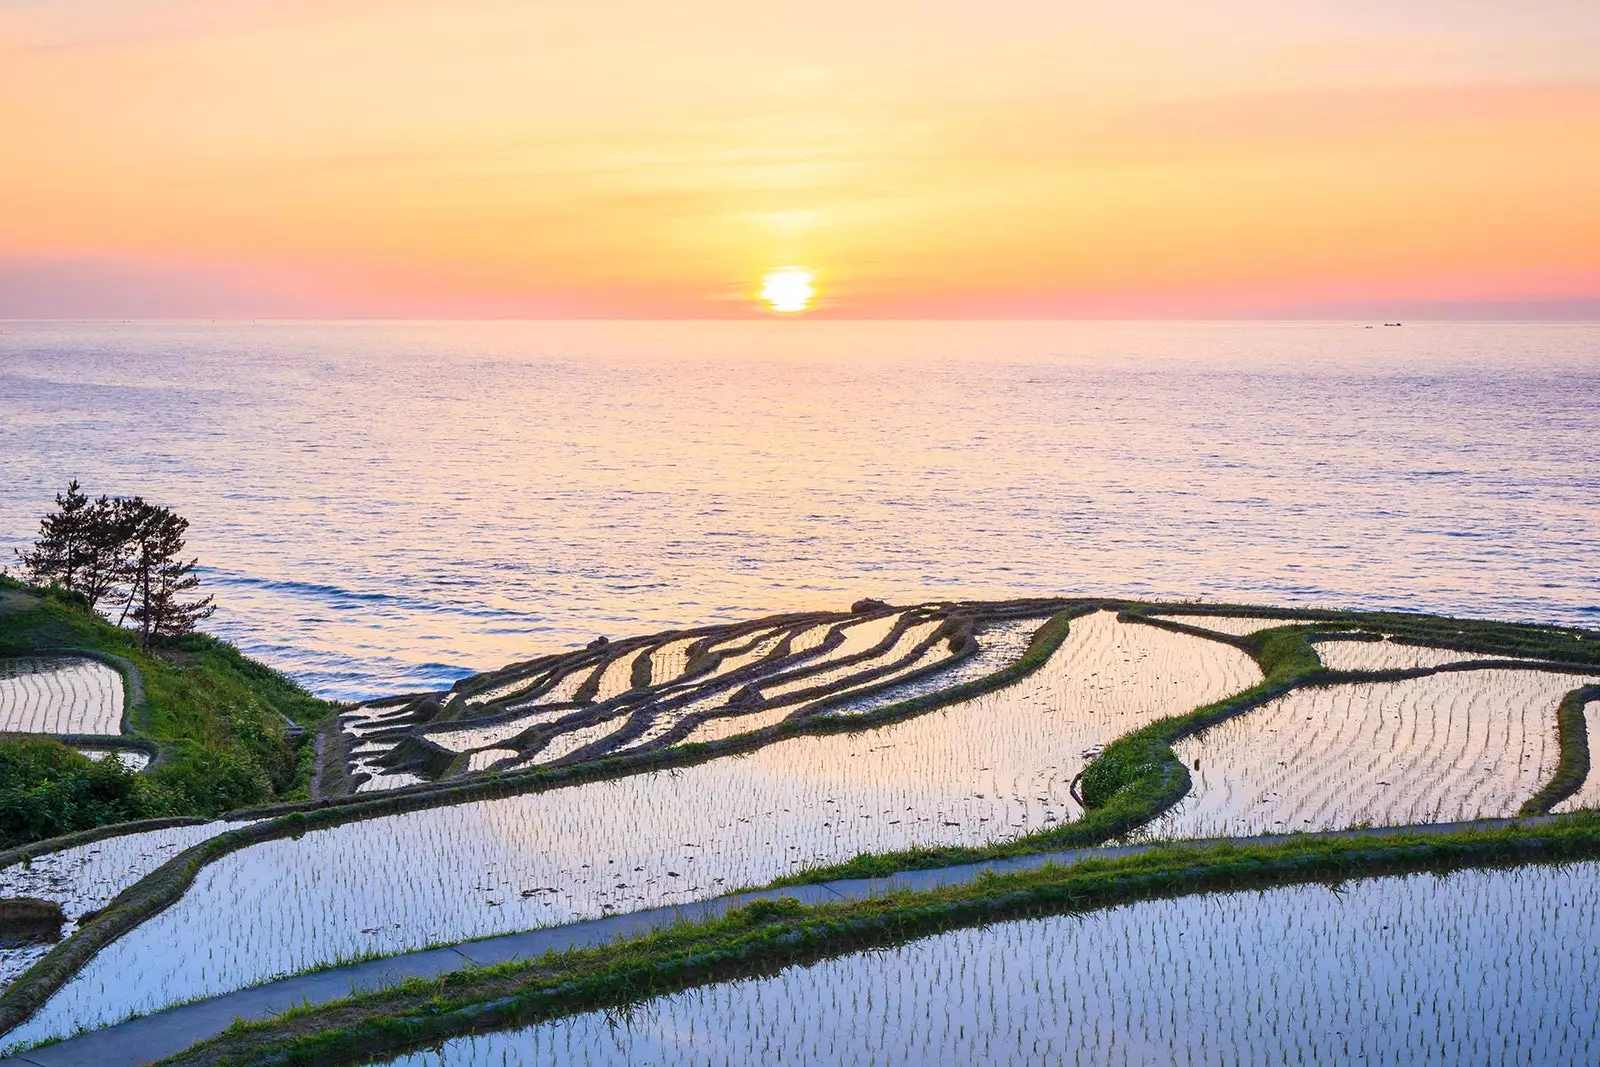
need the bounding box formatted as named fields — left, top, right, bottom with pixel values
left=2, top=0, right=1598, bottom=318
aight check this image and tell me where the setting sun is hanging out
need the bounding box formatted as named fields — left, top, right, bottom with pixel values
left=760, top=268, right=816, bottom=314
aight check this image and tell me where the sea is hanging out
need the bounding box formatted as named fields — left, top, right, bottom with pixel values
left=1, top=320, right=1594, bottom=700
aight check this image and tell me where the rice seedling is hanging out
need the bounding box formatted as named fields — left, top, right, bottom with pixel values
left=644, top=637, right=698, bottom=687
left=1553, top=701, right=1600, bottom=814
left=0, top=820, right=248, bottom=989
left=422, top=708, right=573, bottom=753
left=822, top=618, right=1041, bottom=718
left=758, top=617, right=943, bottom=703
left=590, top=653, right=645, bottom=703
left=0, top=657, right=124, bottom=736
left=2, top=612, right=1255, bottom=1038
left=1315, top=638, right=1535, bottom=672
left=1152, top=669, right=1590, bottom=837
left=1148, top=615, right=1304, bottom=637
left=363, top=861, right=1600, bottom=1066
left=465, top=749, right=519, bottom=773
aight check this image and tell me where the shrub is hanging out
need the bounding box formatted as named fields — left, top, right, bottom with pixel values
left=0, top=738, right=169, bottom=849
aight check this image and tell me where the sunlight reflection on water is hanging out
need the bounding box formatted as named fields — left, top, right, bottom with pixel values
left=1, top=320, right=1594, bottom=699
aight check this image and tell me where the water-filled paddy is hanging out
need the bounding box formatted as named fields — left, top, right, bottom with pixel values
left=4, top=612, right=1257, bottom=1040
left=1147, top=615, right=1297, bottom=637
left=1554, top=700, right=1600, bottom=815
left=822, top=617, right=1040, bottom=718
left=0, top=820, right=248, bottom=986
left=368, top=861, right=1600, bottom=1067
left=1153, top=669, right=1589, bottom=838
left=645, top=615, right=1037, bottom=746
left=76, top=748, right=150, bottom=770
left=1315, top=638, right=1531, bottom=672
left=758, top=616, right=937, bottom=702
left=0, top=657, right=124, bottom=736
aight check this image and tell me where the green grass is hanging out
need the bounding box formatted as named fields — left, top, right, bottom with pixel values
left=0, top=577, right=334, bottom=848
left=150, top=814, right=1600, bottom=1067
left=4, top=595, right=1597, bottom=1048
left=1522, top=684, right=1600, bottom=815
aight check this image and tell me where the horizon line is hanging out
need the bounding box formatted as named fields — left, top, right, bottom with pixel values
left=5, top=316, right=1600, bottom=325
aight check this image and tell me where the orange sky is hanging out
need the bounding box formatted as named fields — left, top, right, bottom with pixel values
left=2, top=0, right=1598, bottom=318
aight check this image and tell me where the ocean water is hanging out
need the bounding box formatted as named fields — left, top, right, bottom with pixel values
left=0, top=320, right=1594, bottom=700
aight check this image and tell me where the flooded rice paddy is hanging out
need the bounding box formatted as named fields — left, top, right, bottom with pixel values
left=1146, top=616, right=1298, bottom=637
left=369, top=861, right=1600, bottom=1067
left=1553, top=700, right=1600, bottom=815
left=335, top=606, right=997, bottom=787
left=1152, top=669, right=1588, bottom=838
left=635, top=615, right=1039, bottom=747
left=1314, top=638, right=1536, bottom=673
left=4, top=612, right=1258, bottom=1040
left=75, top=748, right=150, bottom=771
left=0, top=657, right=124, bottom=736
left=0, top=820, right=248, bottom=987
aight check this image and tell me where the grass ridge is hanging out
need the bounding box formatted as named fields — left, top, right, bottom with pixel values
left=152, top=816, right=1600, bottom=1067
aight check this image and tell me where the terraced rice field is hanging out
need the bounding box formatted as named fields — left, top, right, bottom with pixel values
left=644, top=636, right=697, bottom=686
left=1553, top=700, right=1600, bottom=814
left=1315, top=637, right=1532, bottom=672
left=1152, top=669, right=1586, bottom=837
left=676, top=703, right=799, bottom=745
left=369, top=861, right=1600, bottom=1067
left=75, top=749, right=150, bottom=771
left=335, top=607, right=982, bottom=785
left=1147, top=615, right=1302, bottom=637
left=758, top=617, right=942, bottom=703
left=518, top=664, right=594, bottom=706
left=519, top=718, right=630, bottom=766
left=353, top=766, right=424, bottom=792
left=590, top=652, right=642, bottom=702
left=703, top=629, right=788, bottom=678
left=0, top=820, right=249, bottom=986
left=0, top=656, right=124, bottom=736
left=421, top=710, right=569, bottom=753
left=824, top=617, right=1041, bottom=718
left=4, top=611, right=1260, bottom=1039
left=4, top=603, right=1596, bottom=1057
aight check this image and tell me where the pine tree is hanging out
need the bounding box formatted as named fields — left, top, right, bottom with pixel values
left=122, top=500, right=215, bottom=647
left=15, top=480, right=93, bottom=592
left=77, top=495, right=138, bottom=610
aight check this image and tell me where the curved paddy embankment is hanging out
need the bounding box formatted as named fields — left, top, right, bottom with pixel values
left=0, top=657, right=125, bottom=737
left=364, top=858, right=1600, bottom=1067
left=1154, top=667, right=1592, bottom=837
left=1, top=611, right=1257, bottom=1043
left=2, top=600, right=1598, bottom=1060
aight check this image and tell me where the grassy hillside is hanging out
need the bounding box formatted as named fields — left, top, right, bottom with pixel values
left=0, top=575, right=335, bottom=847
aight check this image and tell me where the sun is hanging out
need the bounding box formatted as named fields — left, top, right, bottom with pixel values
left=760, top=267, right=815, bottom=313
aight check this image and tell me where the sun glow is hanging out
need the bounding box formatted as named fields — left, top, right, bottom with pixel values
left=760, top=268, right=816, bottom=313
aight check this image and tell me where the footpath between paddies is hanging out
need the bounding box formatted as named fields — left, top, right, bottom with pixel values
left=3, top=813, right=1597, bottom=1067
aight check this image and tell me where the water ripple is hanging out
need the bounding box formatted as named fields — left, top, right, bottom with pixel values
left=2, top=320, right=1595, bottom=700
